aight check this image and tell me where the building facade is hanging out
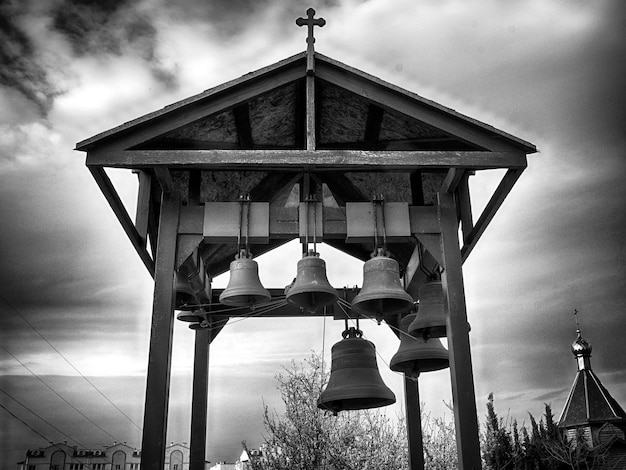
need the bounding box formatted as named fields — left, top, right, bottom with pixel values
left=18, top=443, right=193, bottom=470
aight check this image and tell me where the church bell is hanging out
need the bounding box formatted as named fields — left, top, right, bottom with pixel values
left=390, top=313, right=449, bottom=378
left=408, top=280, right=447, bottom=338
left=219, top=250, right=271, bottom=307
left=351, top=252, right=414, bottom=321
left=176, top=309, right=206, bottom=323
left=175, top=270, right=198, bottom=311
left=318, top=327, right=396, bottom=414
left=286, top=250, right=337, bottom=312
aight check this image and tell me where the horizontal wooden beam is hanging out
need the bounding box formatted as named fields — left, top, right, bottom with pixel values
left=86, top=149, right=527, bottom=171
left=178, top=204, right=439, bottom=241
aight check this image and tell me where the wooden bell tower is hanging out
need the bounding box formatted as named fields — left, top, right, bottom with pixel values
left=76, top=9, right=536, bottom=470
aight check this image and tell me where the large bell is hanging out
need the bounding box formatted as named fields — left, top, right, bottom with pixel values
left=286, top=251, right=337, bottom=312
left=351, top=253, right=414, bottom=321
left=318, top=327, right=396, bottom=414
left=175, top=270, right=198, bottom=311
left=390, top=313, right=449, bottom=378
left=219, top=251, right=271, bottom=307
left=408, top=280, right=447, bottom=338
left=176, top=309, right=207, bottom=323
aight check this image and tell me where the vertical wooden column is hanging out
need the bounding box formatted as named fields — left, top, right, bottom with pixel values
left=437, top=192, right=482, bottom=470
left=404, top=376, right=425, bottom=469
left=140, top=191, right=181, bottom=470
left=189, top=326, right=211, bottom=470
left=305, top=73, right=316, bottom=150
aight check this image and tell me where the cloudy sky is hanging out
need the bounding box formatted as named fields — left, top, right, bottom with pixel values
left=1, top=0, right=625, bottom=467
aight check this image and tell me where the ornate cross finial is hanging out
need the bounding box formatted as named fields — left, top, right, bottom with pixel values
left=296, top=8, right=325, bottom=72
left=573, top=308, right=581, bottom=334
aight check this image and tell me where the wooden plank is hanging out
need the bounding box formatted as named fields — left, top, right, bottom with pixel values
left=182, top=204, right=438, bottom=243
left=437, top=191, right=482, bottom=470
left=140, top=191, right=181, bottom=470
left=89, top=166, right=155, bottom=276
left=203, top=202, right=269, bottom=243
left=87, top=149, right=527, bottom=171
left=345, top=202, right=412, bottom=243
left=306, top=75, right=316, bottom=150
left=461, top=168, right=524, bottom=262
left=134, top=170, right=152, bottom=245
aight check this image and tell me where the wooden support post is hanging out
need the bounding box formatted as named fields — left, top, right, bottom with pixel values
left=306, top=75, right=316, bottom=150
left=135, top=170, right=152, bottom=246
left=437, top=191, right=482, bottom=470
left=189, top=326, right=210, bottom=470
left=405, top=376, right=425, bottom=470
left=140, top=191, right=181, bottom=470
left=457, top=172, right=473, bottom=246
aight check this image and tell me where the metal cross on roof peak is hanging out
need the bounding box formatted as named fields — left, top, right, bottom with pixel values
left=573, top=308, right=581, bottom=335
left=296, top=8, right=325, bottom=72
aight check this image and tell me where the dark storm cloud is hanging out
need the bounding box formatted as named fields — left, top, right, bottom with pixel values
left=51, top=0, right=131, bottom=56
left=0, top=0, right=179, bottom=116
left=0, top=3, right=58, bottom=115
left=51, top=0, right=178, bottom=90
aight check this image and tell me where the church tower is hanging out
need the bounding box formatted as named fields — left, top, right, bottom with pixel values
left=558, top=315, right=626, bottom=465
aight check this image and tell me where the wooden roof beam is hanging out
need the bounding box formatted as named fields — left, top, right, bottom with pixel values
left=87, top=149, right=527, bottom=171
left=233, top=104, right=253, bottom=148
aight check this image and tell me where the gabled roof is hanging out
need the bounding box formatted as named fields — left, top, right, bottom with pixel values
left=76, top=52, right=536, bottom=154
left=76, top=50, right=536, bottom=278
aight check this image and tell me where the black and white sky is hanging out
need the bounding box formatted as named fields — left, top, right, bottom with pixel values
left=1, top=0, right=625, bottom=467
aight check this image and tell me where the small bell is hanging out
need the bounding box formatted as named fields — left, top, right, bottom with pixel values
left=286, top=250, right=337, bottom=312
left=318, top=327, right=396, bottom=414
left=351, top=250, right=414, bottom=322
left=390, top=313, right=449, bottom=378
left=176, top=309, right=207, bottom=323
left=408, top=280, right=447, bottom=338
left=219, top=250, right=271, bottom=307
left=175, top=270, right=198, bottom=311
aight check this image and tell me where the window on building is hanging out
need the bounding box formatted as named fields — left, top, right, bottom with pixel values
left=29, top=466, right=36, bottom=470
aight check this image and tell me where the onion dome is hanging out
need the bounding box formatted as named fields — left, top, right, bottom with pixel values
left=571, top=331, right=592, bottom=356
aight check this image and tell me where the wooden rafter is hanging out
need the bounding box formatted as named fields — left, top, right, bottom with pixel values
left=233, top=104, right=253, bottom=148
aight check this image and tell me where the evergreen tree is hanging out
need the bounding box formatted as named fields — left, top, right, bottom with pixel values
left=482, top=393, right=514, bottom=469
